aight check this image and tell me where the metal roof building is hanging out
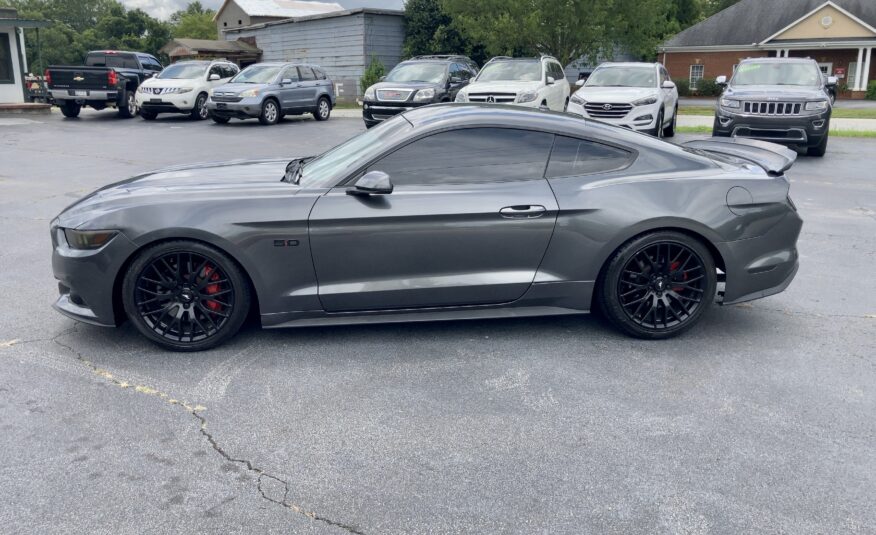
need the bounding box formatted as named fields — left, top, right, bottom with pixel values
left=214, top=0, right=344, bottom=32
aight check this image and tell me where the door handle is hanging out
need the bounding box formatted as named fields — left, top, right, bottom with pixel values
left=499, top=205, right=546, bottom=218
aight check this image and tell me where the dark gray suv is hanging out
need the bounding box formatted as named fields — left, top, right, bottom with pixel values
left=713, top=58, right=835, bottom=156
left=206, top=62, right=335, bottom=125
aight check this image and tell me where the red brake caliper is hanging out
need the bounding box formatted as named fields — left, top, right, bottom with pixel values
left=670, top=261, right=688, bottom=292
left=201, top=265, right=222, bottom=311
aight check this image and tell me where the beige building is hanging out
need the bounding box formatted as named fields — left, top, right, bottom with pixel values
left=214, top=0, right=343, bottom=33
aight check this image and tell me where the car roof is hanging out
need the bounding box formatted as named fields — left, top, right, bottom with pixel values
left=739, top=57, right=816, bottom=64
left=597, top=62, right=659, bottom=68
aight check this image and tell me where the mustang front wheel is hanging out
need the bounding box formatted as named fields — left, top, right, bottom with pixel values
left=122, top=241, right=251, bottom=351
left=599, top=231, right=716, bottom=339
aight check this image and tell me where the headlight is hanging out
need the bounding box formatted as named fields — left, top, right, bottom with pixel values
left=364, top=86, right=376, bottom=100
left=632, top=95, right=658, bottom=106
left=805, top=100, right=829, bottom=111
left=570, top=93, right=586, bottom=105
left=454, top=92, right=467, bottom=103
left=239, top=88, right=260, bottom=98
left=720, top=98, right=741, bottom=109
left=174, top=87, right=193, bottom=94
left=413, top=88, right=435, bottom=102
left=63, top=229, right=118, bottom=250
left=516, top=90, right=538, bottom=103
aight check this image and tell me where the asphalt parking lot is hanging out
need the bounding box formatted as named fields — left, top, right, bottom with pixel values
left=1, top=110, right=874, bottom=534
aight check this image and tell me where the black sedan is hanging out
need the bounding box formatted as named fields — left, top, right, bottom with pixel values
left=51, top=104, right=802, bottom=351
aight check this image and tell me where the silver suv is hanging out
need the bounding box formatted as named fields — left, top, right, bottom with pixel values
left=206, top=62, right=335, bottom=125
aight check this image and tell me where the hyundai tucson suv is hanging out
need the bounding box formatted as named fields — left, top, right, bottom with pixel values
left=454, top=56, right=570, bottom=112
left=713, top=58, right=836, bottom=157
left=136, top=60, right=239, bottom=120
left=567, top=62, right=679, bottom=138
left=362, top=55, right=478, bottom=128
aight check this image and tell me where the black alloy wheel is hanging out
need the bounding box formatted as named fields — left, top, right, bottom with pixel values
left=599, top=231, right=716, bottom=339
left=123, top=241, right=250, bottom=351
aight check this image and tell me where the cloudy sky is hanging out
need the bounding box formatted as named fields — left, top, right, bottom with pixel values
left=121, top=0, right=405, bottom=20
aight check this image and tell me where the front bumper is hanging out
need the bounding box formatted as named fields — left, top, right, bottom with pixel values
left=567, top=101, right=660, bottom=131
left=206, top=97, right=264, bottom=119
left=51, top=227, right=137, bottom=327
left=718, top=206, right=803, bottom=305
left=713, top=108, right=830, bottom=147
left=136, top=91, right=198, bottom=114
left=362, top=100, right=430, bottom=124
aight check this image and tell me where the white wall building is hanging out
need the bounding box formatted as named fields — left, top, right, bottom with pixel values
left=0, top=8, right=48, bottom=104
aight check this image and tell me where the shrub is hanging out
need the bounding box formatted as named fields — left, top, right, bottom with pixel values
left=674, top=78, right=690, bottom=97
left=867, top=81, right=876, bottom=100
left=695, top=78, right=722, bottom=97
left=360, top=54, right=386, bottom=96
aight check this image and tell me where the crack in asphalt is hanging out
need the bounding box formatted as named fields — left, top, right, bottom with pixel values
left=49, top=324, right=366, bottom=535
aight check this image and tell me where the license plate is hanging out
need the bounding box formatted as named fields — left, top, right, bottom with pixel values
left=216, top=103, right=227, bottom=109
left=74, top=90, right=87, bottom=96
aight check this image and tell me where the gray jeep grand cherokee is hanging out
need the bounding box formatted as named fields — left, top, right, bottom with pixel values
left=713, top=58, right=836, bottom=157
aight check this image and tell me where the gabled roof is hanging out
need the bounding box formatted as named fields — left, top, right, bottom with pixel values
left=160, top=38, right=261, bottom=55
left=213, top=0, right=343, bottom=21
left=662, top=0, right=876, bottom=48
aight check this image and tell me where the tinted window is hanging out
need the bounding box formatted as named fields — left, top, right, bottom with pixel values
left=208, top=64, right=223, bottom=78
left=298, top=66, right=316, bottom=81
left=224, top=64, right=239, bottom=78
left=546, top=136, right=632, bottom=178
left=370, top=128, right=554, bottom=186
left=140, top=56, right=162, bottom=71
left=0, top=32, right=13, bottom=83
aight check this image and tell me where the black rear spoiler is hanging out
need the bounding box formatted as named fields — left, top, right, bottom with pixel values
left=683, top=137, right=797, bottom=176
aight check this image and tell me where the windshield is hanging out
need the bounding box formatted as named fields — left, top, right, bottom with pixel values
left=385, top=62, right=447, bottom=83
left=732, top=62, right=822, bottom=86
left=231, top=65, right=282, bottom=84
left=300, top=116, right=413, bottom=187
left=157, top=63, right=207, bottom=79
left=585, top=66, right=656, bottom=88
left=476, top=61, right=542, bottom=82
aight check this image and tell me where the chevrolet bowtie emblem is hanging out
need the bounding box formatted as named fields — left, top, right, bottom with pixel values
left=73, top=75, right=85, bottom=82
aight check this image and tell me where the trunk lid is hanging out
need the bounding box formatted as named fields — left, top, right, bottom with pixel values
left=47, top=66, right=112, bottom=90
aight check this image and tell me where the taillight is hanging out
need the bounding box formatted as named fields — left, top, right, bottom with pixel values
left=44, top=69, right=52, bottom=87
left=107, top=70, right=117, bottom=86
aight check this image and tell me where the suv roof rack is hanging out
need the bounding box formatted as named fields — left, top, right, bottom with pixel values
left=412, top=54, right=471, bottom=61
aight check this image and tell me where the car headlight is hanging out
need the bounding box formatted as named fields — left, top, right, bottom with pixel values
left=720, top=98, right=741, bottom=109
left=516, top=90, right=538, bottom=104
left=454, top=92, right=468, bottom=103
left=174, top=87, right=193, bottom=94
left=364, top=86, right=376, bottom=100
left=805, top=100, right=829, bottom=111
left=570, top=93, right=586, bottom=105
left=63, top=229, right=118, bottom=250
left=413, top=88, right=435, bottom=102
left=632, top=95, right=658, bottom=106
left=239, top=88, right=260, bottom=98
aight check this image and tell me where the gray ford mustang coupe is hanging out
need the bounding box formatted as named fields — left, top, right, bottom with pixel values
left=51, top=104, right=802, bottom=351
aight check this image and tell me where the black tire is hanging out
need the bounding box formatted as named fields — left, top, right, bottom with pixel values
left=122, top=240, right=251, bottom=352
left=211, top=114, right=231, bottom=124
left=118, top=90, right=137, bottom=118
left=652, top=110, right=664, bottom=138
left=190, top=93, right=209, bottom=120
left=140, top=110, right=157, bottom=120
left=258, top=98, right=280, bottom=125
left=597, top=231, right=717, bottom=339
left=59, top=102, right=81, bottom=118
left=564, top=97, right=569, bottom=112
left=663, top=106, right=677, bottom=137
left=807, top=132, right=828, bottom=157
left=313, top=96, right=331, bottom=121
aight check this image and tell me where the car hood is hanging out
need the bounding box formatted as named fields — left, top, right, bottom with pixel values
left=723, top=85, right=827, bottom=101
left=56, top=159, right=298, bottom=229
left=212, top=82, right=271, bottom=95
left=141, top=76, right=204, bottom=89
left=573, top=86, right=659, bottom=103
left=371, top=81, right=441, bottom=91
left=461, top=80, right=542, bottom=94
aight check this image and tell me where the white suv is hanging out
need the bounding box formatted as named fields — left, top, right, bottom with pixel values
left=455, top=56, right=570, bottom=111
left=566, top=62, right=678, bottom=137
left=136, top=60, right=239, bottom=120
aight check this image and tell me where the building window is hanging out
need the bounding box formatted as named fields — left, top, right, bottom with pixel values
left=689, top=64, right=704, bottom=90
left=0, top=32, right=15, bottom=84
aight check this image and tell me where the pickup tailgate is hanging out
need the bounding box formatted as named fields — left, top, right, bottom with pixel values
left=683, top=137, right=797, bottom=176
left=47, top=66, right=111, bottom=90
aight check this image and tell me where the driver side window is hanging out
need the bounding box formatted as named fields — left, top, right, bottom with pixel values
left=367, top=128, right=554, bottom=186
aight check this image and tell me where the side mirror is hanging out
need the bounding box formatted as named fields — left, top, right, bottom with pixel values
left=575, top=79, right=585, bottom=87
left=716, top=75, right=727, bottom=86
left=661, top=80, right=676, bottom=89
left=281, top=78, right=293, bottom=85
left=546, top=76, right=556, bottom=85
left=449, top=75, right=463, bottom=85
left=379, top=76, right=386, bottom=82
left=826, top=76, right=838, bottom=86
left=209, top=73, right=221, bottom=81
left=348, top=171, right=393, bottom=196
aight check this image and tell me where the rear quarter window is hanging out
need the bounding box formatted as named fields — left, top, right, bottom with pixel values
left=546, top=136, right=633, bottom=178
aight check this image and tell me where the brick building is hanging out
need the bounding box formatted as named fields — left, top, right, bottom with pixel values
left=658, top=0, right=876, bottom=99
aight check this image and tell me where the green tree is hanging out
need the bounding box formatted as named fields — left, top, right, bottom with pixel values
left=171, top=1, right=218, bottom=40
left=360, top=54, right=386, bottom=94
left=402, top=0, right=486, bottom=64
left=701, top=0, right=742, bottom=17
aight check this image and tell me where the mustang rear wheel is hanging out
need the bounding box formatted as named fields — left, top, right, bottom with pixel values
left=122, top=241, right=250, bottom=351
left=598, top=231, right=716, bottom=339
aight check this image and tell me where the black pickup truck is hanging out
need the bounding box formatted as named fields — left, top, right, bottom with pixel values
left=45, top=50, right=163, bottom=118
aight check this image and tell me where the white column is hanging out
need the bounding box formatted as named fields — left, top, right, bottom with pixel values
left=855, top=47, right=865, bottom=90
left=862, top=47, right=873, bottom=93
